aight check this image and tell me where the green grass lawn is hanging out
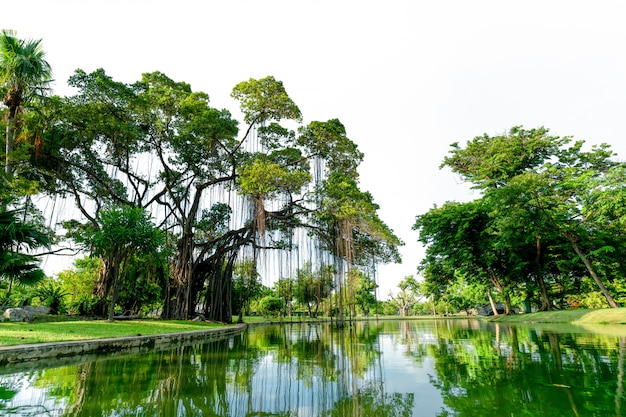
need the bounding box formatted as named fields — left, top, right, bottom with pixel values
left=0, top=317, right=226, bottom=346
left=487, top=307, right=626, bottom=324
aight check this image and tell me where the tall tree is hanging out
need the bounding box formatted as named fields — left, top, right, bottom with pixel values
left=0, top=30, right=52, bottom=175
left=440, top=126, right=623, bottom=308
left=414, top=200, right=516, bottom=314
left=32, top=69, right=402, bottom=323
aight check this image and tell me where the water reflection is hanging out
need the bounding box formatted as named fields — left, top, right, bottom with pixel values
left=0, top=320, right=624, bottom=416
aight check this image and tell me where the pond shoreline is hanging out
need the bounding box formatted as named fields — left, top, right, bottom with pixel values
left=0, top=323, right=247, bottom=368
left=2, top=308, right=624, bottom=368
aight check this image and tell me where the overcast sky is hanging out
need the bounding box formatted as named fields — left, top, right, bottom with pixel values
left=6, top=0, right=626, bottom=297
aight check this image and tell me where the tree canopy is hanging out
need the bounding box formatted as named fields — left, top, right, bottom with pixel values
left=415, top=126, right=626, bottom=313
left=1, top=32, right=402, bottom=324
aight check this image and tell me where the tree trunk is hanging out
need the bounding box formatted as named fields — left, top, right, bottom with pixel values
left=162, top=233, right=195, bottom=319
left=106, top=254, right=123, bottom=322
left=567, top=235, right=618, bottom=308
left=535, top=235, right=552, bottom=310
left=107, top=271, right=119, bottom=322
left=490, top=274, right=513, bottom=314
left=205, top=252, right=236, bottom=324
left=536, top=276, right=551, bottom=311
left=487, top=287, right=499, bottom=316
left=5, top=105, right=17, bottom=175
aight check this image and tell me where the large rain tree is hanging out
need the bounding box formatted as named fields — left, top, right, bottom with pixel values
left=27, top=68, right=402, bottom=323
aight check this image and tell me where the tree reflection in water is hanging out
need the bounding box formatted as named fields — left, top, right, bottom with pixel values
left=0, top=320, right=624, bottom=416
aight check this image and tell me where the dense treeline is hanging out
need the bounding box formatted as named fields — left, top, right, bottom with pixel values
left=413, top=127, right=626, bottom=314
left=0, top=31, right=402, bottom=324
left=4, top=31, right=624, bottom=321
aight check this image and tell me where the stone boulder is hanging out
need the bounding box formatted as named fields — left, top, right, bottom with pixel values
left=24, top=305, right=51, bottom=315
left=3, top=308, right=35, bottom=322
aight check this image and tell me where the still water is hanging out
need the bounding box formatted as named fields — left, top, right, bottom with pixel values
left=0, top=319, right=624, bottom=416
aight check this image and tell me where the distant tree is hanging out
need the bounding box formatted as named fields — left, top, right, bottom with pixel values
left=56, top=256, right=100, bottom=314
left=347, top=269, right=377, bottom=316
left=293, top=262, right=334, bottom=317
left=390, top=276, right=420, bottom=316
left=232, top=260, right=262, bottom=323
left=274, top=277, right=295, bottom=316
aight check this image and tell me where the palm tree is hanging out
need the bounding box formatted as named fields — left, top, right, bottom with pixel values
left=0, top=29, right=52, bottom=174
left=0, top=204, right=50, bottom=304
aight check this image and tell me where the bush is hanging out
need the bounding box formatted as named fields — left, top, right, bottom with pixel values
left=35, top=282, right=68, bottom=314
left=257, top=295, right=283, bottom=317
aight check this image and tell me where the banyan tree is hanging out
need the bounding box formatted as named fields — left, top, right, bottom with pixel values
left=23, top=68, right=402, bottom=324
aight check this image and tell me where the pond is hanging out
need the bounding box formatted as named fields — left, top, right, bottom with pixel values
left=0, top=319, right=624, bottom=416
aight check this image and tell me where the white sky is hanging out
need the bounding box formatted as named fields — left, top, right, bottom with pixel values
left=5, top=0, right=626, bottom=297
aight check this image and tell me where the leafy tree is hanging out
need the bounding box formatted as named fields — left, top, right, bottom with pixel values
left=231, top=259, right=262, bottom=322
left=256, top=294, right=284, bottom=317
left=346, top=269, right=378, bottom=316
left=414, top=200, right=515, bottom=314
left=424, top=126, right=626, bottom=311
left=28, top=68, right=401, bottom=324
left=274, top=277, right=295, bottom=316
left=293, top=262, right=334, bottom=317
left=317, top=171, right=402, bottom=326
left=73, top=205, right=163, bottom=321
left=56, top=256, right=100, bottom=314
left=0, top=30, right=52, bottom=175
left=0, top=202, right=50, bottom=304
left=442, top=272, right=489, bottom=313
left=390, top=276, right=421, bottom=316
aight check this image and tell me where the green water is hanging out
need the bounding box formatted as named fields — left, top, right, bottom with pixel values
left=0, top=319, right=624, bottom=416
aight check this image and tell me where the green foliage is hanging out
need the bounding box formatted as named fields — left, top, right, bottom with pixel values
left=34, top=280, right=68, bottom=314
left=417, top=125, right=626, bottom=313
left=231, top=75, right=302, bottom=124
left=379, top=300, right=399, bottom=315
left=73, top=205, right=164, bottom=319
left=88, top=206, right=163, bottom=258
left=116, top=252, right=167, bottom=315
left=11, top=65, right=400, bottom=324
left=56, top=256, right=99, bottom=314
left=232, top=260, right=263, bottom=317
left=0, top=30, right=52, bottom=103
left=256, top=295, right=284, bottom=317
left=0, top=202, right=50, bottom=304
left=237, top=159, right=310, bottom=198
left=442, top=126, right=567, bottom=189
left=346, top=269, right=378, bottom=316
left=297, top=119, right=363, bottom=177
left=274, top=277, right=295, bottom=315
left=1, top=30, right=52, bottom=175
left=293, top=262, right=334, bottom=317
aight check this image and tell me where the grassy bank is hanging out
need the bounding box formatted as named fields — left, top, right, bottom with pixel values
left=487, top=307, right=626, bottom=324
left=0, top=317, right=226, bottom=346
left=3, top=309, right=625, bottom=347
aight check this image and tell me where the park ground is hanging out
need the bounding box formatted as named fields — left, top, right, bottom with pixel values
left=1, top=308, right=626, bottom=347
